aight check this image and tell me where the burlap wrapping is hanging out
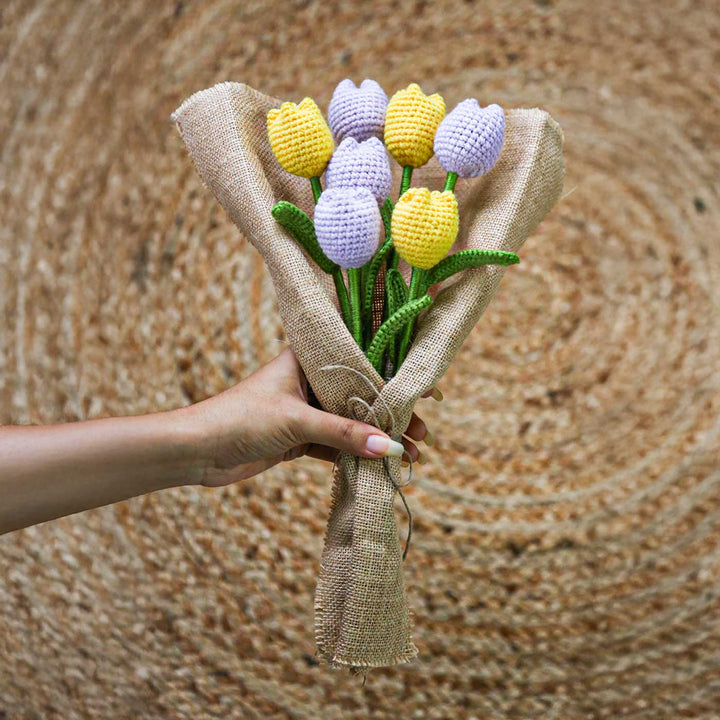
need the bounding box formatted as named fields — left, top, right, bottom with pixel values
left=172, top=82, right=564, bottom=669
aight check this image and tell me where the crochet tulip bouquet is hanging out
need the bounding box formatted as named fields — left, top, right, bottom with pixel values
left=267, top=82, right=519, bottom=377
left=173, top=80, right=564, bottom=670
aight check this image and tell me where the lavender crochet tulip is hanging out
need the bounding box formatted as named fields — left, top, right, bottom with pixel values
left=314, top=187, right=382, bottom=269
left=325, top=137, right=392, bottom=204
left=434, top=99, right=505, bottom=178
left=328, top=79, right=388, bottom=143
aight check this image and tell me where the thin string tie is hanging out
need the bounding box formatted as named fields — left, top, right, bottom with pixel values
left=321, top=364, right=414, bottom=559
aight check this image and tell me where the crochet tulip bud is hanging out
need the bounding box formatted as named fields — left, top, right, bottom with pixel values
left=325, top=137, right=392, bottom=204
left=314, top=187, right=382, bottom=269
left=328, top=78, right=388, bottom=143
left=267, top=98, right=334, bottom=178
left=384, top=83, right=445, bottom=168
left=434, top=99, right=505, bottom=178
left=391, top=188, right=459, bottom=270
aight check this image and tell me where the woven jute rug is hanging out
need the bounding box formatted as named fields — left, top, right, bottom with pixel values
left=1, top=1, right=719, bottom=718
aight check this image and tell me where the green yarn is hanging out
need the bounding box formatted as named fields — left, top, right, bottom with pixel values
left=361, top=199, right=393, bottom=316
left=399, top=165, right=413, bottom=196
left=271, top=201, right=337, bottom=274
left=331, top=271, right=353, bottom=333
left=362, top=240, right=393, bottom=315
left=426, top=249, right=520, bottom=288
left=310, top=176, right=323, bottom=203
left=443, top=171, right=458, bottom=192
left=366, top=294, right=433, bottom=375
left=382, top=196, right=394, bottom=219
left=386, top=268, right=408, bottom=314
left=396, top=268, right=426, bottom=366
left=384, top=268, right=408, bottom=366
left=347, top=268, right=363, bottom=347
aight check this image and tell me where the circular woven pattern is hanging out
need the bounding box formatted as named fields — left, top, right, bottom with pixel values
left=1, top=2, right=719, bottom=719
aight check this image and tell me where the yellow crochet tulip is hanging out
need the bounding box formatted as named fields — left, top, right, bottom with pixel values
left=267, top=98, right=334, bottom=178
left=384, top=84, right=445, bottom=168
left=391, top=188, right=459, bottom=269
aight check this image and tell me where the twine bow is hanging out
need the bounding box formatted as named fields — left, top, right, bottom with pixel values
left=321, top=364, right=414, bottom=559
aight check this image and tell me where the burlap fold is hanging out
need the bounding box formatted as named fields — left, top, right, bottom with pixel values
left=173, top=82, right=564, bottom=669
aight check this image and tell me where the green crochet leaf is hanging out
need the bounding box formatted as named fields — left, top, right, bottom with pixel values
left=366, top=294, right=433, bottom=374
left=426, top=249, right=520, bottom=288
left=362, top=238, right=393, bottom=313
left=386, top=268, right=408, bottom=317
left=382, top=196, right=394, bottom=220
left=271, top=201, right=338, bottom=275
left=361, top=199, right=394, bottom=317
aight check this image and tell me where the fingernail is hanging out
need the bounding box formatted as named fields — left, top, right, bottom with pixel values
left=401, top=460, right=409, bottom=468
left=424, top=430, right=434, bottom=446
left=417, top=451, right=427, bottom=464
left=365, top=435, right=404, bottom=458
left=431, top=387, right=444, bottom=402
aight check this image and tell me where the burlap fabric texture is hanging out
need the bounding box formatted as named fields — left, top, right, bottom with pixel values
left=172, top=82, right=565, bottom=669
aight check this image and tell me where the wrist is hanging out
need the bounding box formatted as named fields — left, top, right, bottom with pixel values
left=148, top=407, right=210, bottom=488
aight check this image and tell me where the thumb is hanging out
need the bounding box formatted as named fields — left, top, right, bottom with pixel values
left=297, top=406, right=405, bottom=459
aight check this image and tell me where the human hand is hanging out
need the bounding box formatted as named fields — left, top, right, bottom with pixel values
left=180, top=348, right=431, bottom=487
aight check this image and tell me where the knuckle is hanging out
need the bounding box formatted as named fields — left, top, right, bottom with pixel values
left=339, top=418, right=356, bottom=445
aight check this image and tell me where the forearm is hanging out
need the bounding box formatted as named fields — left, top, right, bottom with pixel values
left=0, top=410, right=200, bottom=534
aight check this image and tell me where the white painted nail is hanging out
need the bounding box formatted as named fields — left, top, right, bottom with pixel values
left=365, top=435, right=404, bottom=458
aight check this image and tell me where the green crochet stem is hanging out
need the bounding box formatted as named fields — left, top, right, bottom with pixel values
left=332, top=271, right=353, bottom=332
left=366, top=294, right=432, bottom=375
left=426, top=249, right=520, bottom=288
left=363, top=203, right=393, bottom=307
left=443, top=171, right=458, bottom=192
left=384, top=268, right=408, bottom=366
left=400, top=165, right=413, bottom=196
left=310, top=176, right=322, bottom=203
left=396, top=268, right=426, bottom=367
left=378, top=195, right=399, bottom=280
left=271, top=200, right=352, bottom=331
left=347, top=268, right=363, bottom=347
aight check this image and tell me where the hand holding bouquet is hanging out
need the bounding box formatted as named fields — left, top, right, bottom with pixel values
left=173, top=79, right=564, bottom=670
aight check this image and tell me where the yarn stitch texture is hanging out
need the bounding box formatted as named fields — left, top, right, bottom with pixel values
left=325, top=137, right=392, bottom=204
left=314, top=187, right=382, bottom=269
left=434, top=99, right=506, bottom=177
left=384, top=83, right=445, bottom=168
left=391, top=188, right=459, bottom=269
left=267, top=98, right=334, bottom=178
left=328, top=78, right=388, bottom=143
left=366, top=294, right=433, bottom=373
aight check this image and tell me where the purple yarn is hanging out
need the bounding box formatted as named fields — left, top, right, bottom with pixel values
left=434, top=99, right=505, bottom=178
left=325, top=137, right=392, bottom=204
left=314, top=187, right=381, bottom=269
left=327, top=78, right=388, bottom=143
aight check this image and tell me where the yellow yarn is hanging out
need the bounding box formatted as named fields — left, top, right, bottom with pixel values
left=384, top=84, right=445, bottom=168
left=267, top=98, right=334, bottom=179
left=391, top=188, right=459, bottom=269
